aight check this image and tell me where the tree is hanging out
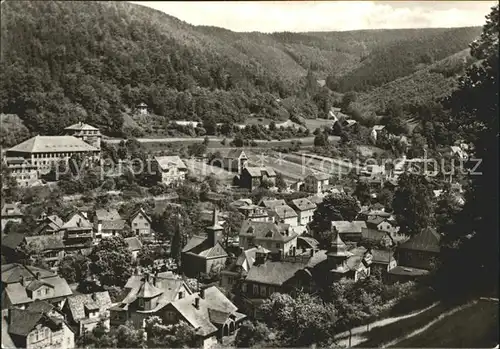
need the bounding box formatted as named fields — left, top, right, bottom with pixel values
left=378, top=187, right=394, bottom=209
left=392, top=173, right=434, bottom=236
left=235, top=321, right=272, bottom=348
left=232, top=133, right=245, bottom=147
left=340, top=91, right=357, bottom=111
left=438, top=4, right=499, bottom=297
left=259, top=292, right=338, bottom=347
left=275, top=172, right=287, bottom=192
left=58, top=254, right=89, bottom=284
left=115, top=323, right=144, bottom=348
left=137, top=245, right=156, bottom=267
left=145, top=317, right=198, bottom=348
left=310, top=193, right=360, bottom=235
left=354, top=181, right=371, bottom=205
left=88, top=236, right=134, bottom=287
left=222, top=210, right=244, bottom=248
left=314, top=131, right=329, bottom=147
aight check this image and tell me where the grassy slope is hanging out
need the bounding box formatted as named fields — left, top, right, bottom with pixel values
left=394, top=299, right=499, bottom=348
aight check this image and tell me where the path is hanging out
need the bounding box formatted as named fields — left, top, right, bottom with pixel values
left=334, top=302, right=439, bottom=348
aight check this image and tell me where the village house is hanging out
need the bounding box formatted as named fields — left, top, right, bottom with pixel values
left=136, top=102, right=149, bottom=116
left=370, top=125, right=386, bottom=144
left=94, top=208, right=125, bottom=239
left=61, top=212, right=94, bottom=252
left=2, top=157, right=39, bottom=187
left=5, top=134, right=101, bottom=175
left=62, top=292, right=112, bottom=336
left=1, top=263, right=72, bottom=310
left=388, top=227, right=441, bottom=283
left=161, top=286, right=246, bottom=348
left=128, top=207, right=152, bottom=237
left=2, top=301, right=75, bottom=349
left=258, top=199, right=297, bottom=226
left=33, top=214, right=64, bottom=235
left=290, top=198, right=317, bottom=226
left=109, top=271, right=192, bottom=328
left=153, top=156, right=188, bottom=186
left=219, top=246, right=270, bottom=292
left=239, top=220, right=298, bottom=257
left=360, top=228, right=394, bottom=248
left=64, top=122, right=102, bottom=150
left=1, top=203, right=23, bottom=232
left=366, top=216, right=400, bottom=235
left=240, top=167, right=276, bottom=191
left=303, top=173, right=330, bottom=194
left=23, top=235, right=66, bottom=271
left=220, top=149, right=248, bottom=174
left=125, top=237, right=143, bottom=261
left=181, top=209, right=229, bottom=278
left=236, top=204, right=273, bottom=222
left=331, top=221, right=368, bottom=242
left=364, top=249, right=397, bottom=277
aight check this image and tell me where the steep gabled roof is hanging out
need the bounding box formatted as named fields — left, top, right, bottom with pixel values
left=260, top=199, right=287, bottom=209
left=136, top=280, right=163, bottom=299
left=154, top=156, right=187, bottom=171
left=64, top=122, right=99, bottom=131
left=245, top=261, right=306, bottom=286
left=399, top=227, right=441, bottom=253
left=129, top=207, right=152, bottom=224
left=1, top=203, right=22, bottom=217
left=66, top=292, right=112, bottom=322
left=291, top=198, right=317, bottom=212
left=223, top=149, right=246, bottom=159
left=95, top=208, right=122, bottom=221
left=239, top=221, right=296, bottom=242
left=8, top=135, right=98, bottom=153
left=1, top=264, right=56, bottom=284
left=273, top=204, right=298, bottom=219
left=2, top=233, right=26, bottom=250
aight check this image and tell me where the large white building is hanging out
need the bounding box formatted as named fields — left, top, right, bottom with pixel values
left=4, top=123, right=101, bottom=186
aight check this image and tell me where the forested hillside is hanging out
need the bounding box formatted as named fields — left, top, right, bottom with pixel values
left=0, top=0, right=481, bottom=139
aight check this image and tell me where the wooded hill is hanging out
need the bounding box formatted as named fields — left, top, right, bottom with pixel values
left=0, top=1, right=482, bottom=139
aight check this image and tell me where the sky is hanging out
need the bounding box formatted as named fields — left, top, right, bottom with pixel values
left=130, top=1, right=495, bottom=33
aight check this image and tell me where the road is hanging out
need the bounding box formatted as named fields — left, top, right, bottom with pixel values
left=103, top=135, right=339, bottom=145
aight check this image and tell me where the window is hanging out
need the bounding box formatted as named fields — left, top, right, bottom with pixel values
left=275, top=243, right=280, bottom=248
left=145, top=222, right=149, bottom=227
left=165, top=311, right=175, bottom=322
left=37, top=289, right=42, bottom=297
left=45, top=288, right=49, bottom=295
left=134, top=223, right=138, bottom=227
left=253, top=284, right=259, bottom=295
left=260, top=286, right=266, bottom=297
left=138, top=298, right=144, bottom=307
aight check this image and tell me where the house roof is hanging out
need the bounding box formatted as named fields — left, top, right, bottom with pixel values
left=223, top=149, right=246, bottom=159
left=229, top=199, right=253, bottom=209
left=297, top=236, right=320, bottom=250
left=25, top=279, right=55, bottom=292
left=399, top=227, right=441, bottom=253
left=244, top=167, right=276, bottom=178
left=120, top=273, right=191, bottom=311
left=1, top=263, right=56, bottom=284
left=327, top=232, right=352, bottom=258
left=64, top=122, right=99, bottom=131
left=245, top=261, right=306, bottom=286
left=125, top=237, right=143, bottom=252
left=182, top=236, right=207, bottom=253
left=291, top=198, right=317, bottom=212
left=101, top=219, right=126, bottom=231
left=361, top=228, right=392, bottom=243
left=170, top=286, right=239, bottom=337
left=366, top=216, right=386, bottom=227
left=27, top=300, right=55, bottom=313
left=8, top=308, right=45, bottom=336
left=332, top=221, right=367, bottom=234
left=184, top=239, right=228, bottom=259
left=1, top=203, right=22, bottom=217
left=306, top=172, right=330, bottom=181
left=260, top=199, right=286, bottom=209
left=62, top=213, right=92, bottom=230
left=129, top=208, right=152, bottom=224
left=136, top=280, right=163, bottom=299
left=8, top=135, right=99, bottom=154
left=272, top=205, right=298, bottom=219
left=369, top=249, right=394, bottom=264
left=95, top=208, right=122, bottom=222
left=154, top=156, right=187, bottom=171
left=4, top=275, right=72, bottom=306
left=2, top=233, right=26, bottom=250
left=239, top=221, right=296, bottom=243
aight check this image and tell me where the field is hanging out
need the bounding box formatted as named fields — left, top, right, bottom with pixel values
left=393, top=299, right=499, bottom=348
left=245, top=150, right=315, bottom=181
left=303, top=118, right=335, bottom=132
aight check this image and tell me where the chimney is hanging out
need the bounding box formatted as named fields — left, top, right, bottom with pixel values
left=310, top=249, right=315, bottom=257
left=19, top=276, right=24, bottom=286
left=91, top=293, right=97, bottom=301
left=35, top=272, right=40, bottom=280
left=178, top=291, right=184, bottom=299
left=144, top=272, right=149, bottom=282
left=194, top=297, right=200, bottom=309
left=200, top=288, right=205, bottom=299
left=152, top=277, right=157, bottom=286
